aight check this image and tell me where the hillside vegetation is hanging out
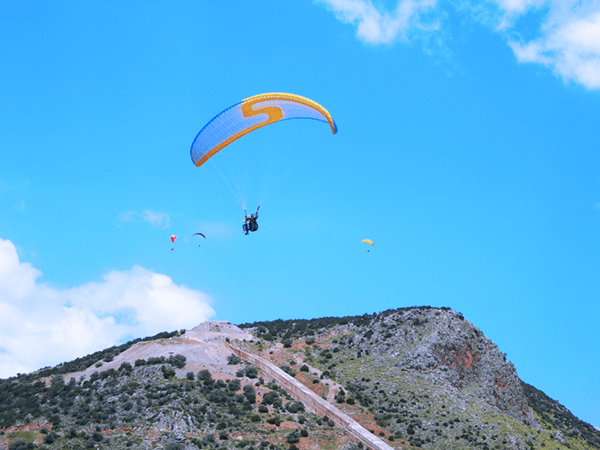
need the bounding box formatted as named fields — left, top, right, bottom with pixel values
left=0, top=307, right=598, bottom=450
left=239, top=306, right=599, bottom=450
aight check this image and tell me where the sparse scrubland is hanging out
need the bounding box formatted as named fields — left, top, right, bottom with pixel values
left=1, top=307, right=598, bottom=450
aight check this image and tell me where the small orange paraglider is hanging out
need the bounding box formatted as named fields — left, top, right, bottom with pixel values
left=361, top=239, right=374, bottom=252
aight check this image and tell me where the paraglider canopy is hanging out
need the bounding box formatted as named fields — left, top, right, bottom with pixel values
left=193, top=233, right=206, bottom=246
left=190, top=92, right=337, bottom=168
left=361, top=239, right=374, bottom=252
left=170, top=235, right=177, bottom=243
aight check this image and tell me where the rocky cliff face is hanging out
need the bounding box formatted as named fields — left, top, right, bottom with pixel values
left=359, top=307, right=537, bottom=426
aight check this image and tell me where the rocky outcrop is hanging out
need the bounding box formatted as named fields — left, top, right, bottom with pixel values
left=348, top=308, right=538, bottom=427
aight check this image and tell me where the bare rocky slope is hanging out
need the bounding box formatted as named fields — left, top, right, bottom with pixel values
left=0, top=307, right=598, bottom=450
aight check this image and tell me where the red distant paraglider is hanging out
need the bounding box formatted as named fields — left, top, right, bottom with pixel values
left=170, top=235, right=177, bottom=250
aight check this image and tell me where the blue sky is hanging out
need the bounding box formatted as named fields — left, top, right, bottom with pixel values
left=1, top=0, right=599, bottom=429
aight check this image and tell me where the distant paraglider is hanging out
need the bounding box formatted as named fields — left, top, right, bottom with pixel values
left=361, top=239, right=374, bottom=252
left=170, top=235, right=177, bottom=251
left=193, top=232, right=206, bottom=246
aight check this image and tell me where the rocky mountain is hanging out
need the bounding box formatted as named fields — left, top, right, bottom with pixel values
left=0, top=307, right=598, bottom=450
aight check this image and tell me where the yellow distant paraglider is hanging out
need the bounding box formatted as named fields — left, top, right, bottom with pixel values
left=361, top=239, right=374, bottom=252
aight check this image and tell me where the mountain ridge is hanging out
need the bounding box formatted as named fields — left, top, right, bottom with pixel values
left=1, top=306, right=598, bottom=450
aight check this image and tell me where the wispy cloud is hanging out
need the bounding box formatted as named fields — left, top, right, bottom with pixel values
left=318, top=0, right=600, bottom=89
left=13, top=200, right=26, bottom=212
left=191, top=221, right=235, bottom=239
left=0, top=238, right=216, bottom=378
left=141, top=210, right=170, bottom=228
left=318, top=0, right=440, bottom=44
left=119, top=209, right=171, bottom=228
left=509, top=10, right=600, bottom=89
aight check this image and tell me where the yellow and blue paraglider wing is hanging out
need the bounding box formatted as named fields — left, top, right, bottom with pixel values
left=190, top=93, right=337, bottom=168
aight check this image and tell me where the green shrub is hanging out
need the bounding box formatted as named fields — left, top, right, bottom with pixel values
left=266, top=416, right=281, bottom=426
left=165, top=443, right=184, bottom=450
left=197, top=369, right=212, bottom=381
left=161, top=366, right=176, bottom=379
left=243, top=384, right=256, bottom=403
left=92, top=431, right=103, bottom=442
left=262, top=391, right=282, bottom=407
left=119, top=361, right=132, bottom=372
left=244, top=365, right=258, bottom=378
left=167, top=354, right=186, bottom=369
left=286, top=431, right=300, bottom=444
left=279, top=365, right=296, bottom=377
left=228, top=379, right=241, bottom=392
left=9, top=440, right=31, bottom=450
left=285, top=401, right=305, bottom=413
left=227, top=354, right=243, bottom=365
left=44, top=432, right=58, bottom=444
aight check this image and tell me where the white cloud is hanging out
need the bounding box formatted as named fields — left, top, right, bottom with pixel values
left=191, top=221, right=235, bottom=239
left=318, top=0, right=600, bottom=89
left=119, top=209, right=171, bottom=228
left=495, top=0, right=543, bottom=16
left=14, top=200, right=26, bottom=212
left=509, top=10, right=600, bottom=89
left=141, top=210, right=171, bottom=228
left=0, top=238, right=215, bottom=379
left=119, top=210, right=137, bottom=222
left=319, top=0, right=439, bottom=44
